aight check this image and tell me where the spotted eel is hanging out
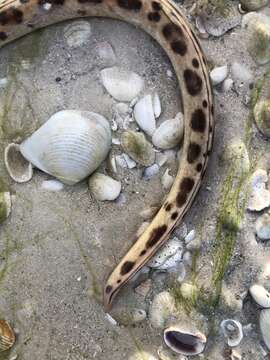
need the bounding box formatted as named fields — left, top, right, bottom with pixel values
left=0, top=0, right=214, bottom=310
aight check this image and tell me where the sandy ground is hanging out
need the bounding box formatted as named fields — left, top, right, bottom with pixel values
left=0, top=1, right=270, bottom=359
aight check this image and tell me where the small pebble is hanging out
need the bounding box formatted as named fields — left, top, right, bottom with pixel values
left=41, top=180, right=64, bottom=191
left=210, top=65, right=228, bottom=86
left=143, top=164, right=160, bottom=180
left=256, top=213, right=270, bottom=240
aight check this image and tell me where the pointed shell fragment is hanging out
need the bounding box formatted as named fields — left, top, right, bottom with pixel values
left=0, top=192, right=11, bottom=224
left=152, top=114, right=184, bottom=150
left=134, top=95, right=156, bottom=136
left=249, top=284, right=270, bottom=307
left=164, top=325, right=207, bottom=356
left=20, top=110, right=111, bottom=185
left=260, top=309, right=270, bottom=349
left=0, top=320, right=15, bottom=352
left=220, top=319, right=243, bottom=347
left=121, top=131, right=155, bottom=166
left=88, top=173, right=121, bottom=201
left=4, top=143, right=33, bottom=183
left=101, top=67, right=144, bottom=102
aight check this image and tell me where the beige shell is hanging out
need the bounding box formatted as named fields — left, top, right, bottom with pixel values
left=164, top=324, right=207, bottom=356
left=0, top=320, right=15, bottom=352
left=249, top=284, right=270, bottom=308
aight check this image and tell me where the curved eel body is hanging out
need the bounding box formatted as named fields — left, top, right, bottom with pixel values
left=0, top=0, right=214, bottom=311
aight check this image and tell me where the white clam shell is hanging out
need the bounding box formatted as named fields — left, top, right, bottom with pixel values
left=148, top=237, right=183, bottom=270
left=149, top=291, right=175, bottom=329
left=4, top=143, right=33, bottom=183
left=152, top=114, right=184, bottom=150
left=88, top=173, right=121, bottom=201
left=260, top=309, right=270, bottom=350
left=249, top=284, right=270, bottom=307
left=101, top=67, right=144, bottom=102
left=20, top=110, right=111, bottom=185
left=220, top=319, right=243, bottom=347
left=255, top=213, right=270, bottom=241
left=164, top=325, right=207, bottom=356
left=210, top=65, right=229, bottom=86
left=247, top=169, right=270, bottom=211
left=64, top=20, right=92, bottom=47
left=134, top=95, right=156, bottom=136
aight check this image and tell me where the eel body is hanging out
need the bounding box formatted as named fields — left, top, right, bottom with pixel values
left=0, top=0, right=214, bottom=311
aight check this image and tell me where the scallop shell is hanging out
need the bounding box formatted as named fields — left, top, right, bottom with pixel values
left=0, top=192, right=11, bottom=224
left=101, top=67, right=144, bottom=102
left=249, top=284, right=270, bottom=308
left=4, top=143, right=33, bottom=183
left=164, top=325, right=207, bottom=356
left=220, top=319, right=243, bottom=347
left=0, top=320, right=15, bottom=352
left=20, top=110, right=111, bottom=185
left=260, top=309, right=270, bottom=350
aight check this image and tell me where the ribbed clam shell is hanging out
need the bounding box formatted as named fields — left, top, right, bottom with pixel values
left=64, top=20, right=92, bottom=47
left=164, top=325, right=207, bottom=356
left=20, top=110, right=111, bottom=185
left=0, top=320, right=15, bottom=352
left=249, top=284, right=270, bottom=308
left=260, top=309, right=270, bottom=349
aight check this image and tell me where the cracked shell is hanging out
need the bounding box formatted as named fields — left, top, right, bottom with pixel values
left=0, top=320, right=15, bottom=352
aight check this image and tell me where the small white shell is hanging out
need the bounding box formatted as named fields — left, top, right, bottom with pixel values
left=152, top=114, right=184, bottom=150
left=164, top=325, right=207, bottom=356
left=247, top=169, right=270, bottom=211
left=210, top=65, right=228, bottom=86
left=149, top=291, right=175, bottom=329
left=249, top=284, right=270, bottom=307
left=20, top=110, right=111, bottom=185
left=255, top=213, right=270, bottom=241
left=148, top=237, right=183, bottom=270
left=88, top=173, right=121, bottom=201
left=143, top=164, right=159, bottom=180
left=101, top=67, right=144, bottom=102
left=134, top=95, right=156, bottom=136
left=4, top=143, right=33, bottom=183
left=0, top=192, right=11, bottom=224
left=220, top=319, right=243, bottom=347
left=64, top=20, right=92, bottom=47
left=260, top=309, right=270, bottom=350
left=41, top=180, right=64, bottom=192
left=222, top=78, right=234, bottom=92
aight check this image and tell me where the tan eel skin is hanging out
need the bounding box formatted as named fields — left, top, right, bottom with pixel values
left=0, top=0, right=214, bottom=311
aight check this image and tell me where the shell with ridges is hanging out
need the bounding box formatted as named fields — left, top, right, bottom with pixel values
left=0, top=320, right=15, bottom=352
left=163, top=324, right=207, bottom=356
left=20, top=110, right=111, bottom=185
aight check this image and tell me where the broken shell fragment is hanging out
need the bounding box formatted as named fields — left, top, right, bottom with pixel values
left=210, top=65, right=228, bottom=86
left=149, top=291, right=175, bottom=329
left=260, top=308, right=270, bottom=350
left=63, top=20, right=92, bottom=47
left=249, top=284, right=270, bottom=307
left=101, top=67, right=144, bottom=102
left=163, top=325, right=207, bottom=356
left=88, top=173, right=121, bottom=201
left=0, top=320, right=15, bottom=352
left=4, top=143, right=33, bottom=183
left=0, top=192, right=11, bottom=224
left=247, top=169, right=270, bottom=211
left=121, top=131, right=155, bottom=166
left=134, top=94, right=156, bottom=136
left=148, top=237, right=183, bottom=270
left=220, top=319, right=243, bottom=347
left=256, top=213, right=270, bottom=241
left=20, top=110, right=111, bottom=185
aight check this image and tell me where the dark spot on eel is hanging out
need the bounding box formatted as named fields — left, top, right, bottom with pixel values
left=191, top=109, right=206, bottom=132
left=180, top=178, right=195, bottom=193
left=184, top=69, right=203, bottom=96
left=140, top=249, right=147, bottom=256
left=148, top=12, right=161, bottom=22
left=171, top=212, right=178, bottom=220
left=105, top=285, right=113, bottom=294
left=203, top=100, right=208, bottom=108
left=146, top=225, right=167, bottom=248
left=192, top=58, right=199, bottom=68
left=117, top=0, right=142, bottom=11
left=187, top=143, right=201, bottom=163
left=165, top=203, right=172, bottom=212
left=176, top=192, right=187, bottom=208
left=162, top=23, right=182, bottom=39
left=152, top=1, right=162, bottom=11
left=120, top=261, right=136, bottom=275
left=171, top=40, right=187, bottom=56
left=0, top=32, right=7, bottom=41
left=196, top=163, right=203, bottom=172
